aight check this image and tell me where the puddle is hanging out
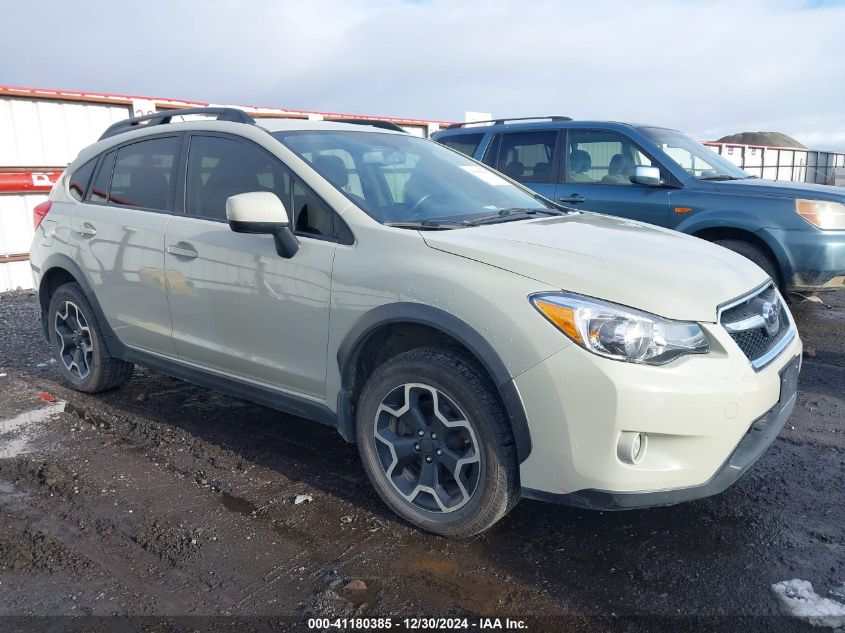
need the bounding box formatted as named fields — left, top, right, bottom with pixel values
left=219, top=492, right=257, bottom=515
left=0, top=402, right=65, bottom=458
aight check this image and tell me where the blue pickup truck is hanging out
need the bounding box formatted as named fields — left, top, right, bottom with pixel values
left=432, top=118, right=845, bottom=292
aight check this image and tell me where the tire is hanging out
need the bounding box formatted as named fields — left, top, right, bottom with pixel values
left=47, top=283, right=134, bottom=393
left=714, top=239, right=781, bottom=287
left=356, top=347, right=519, bottom=537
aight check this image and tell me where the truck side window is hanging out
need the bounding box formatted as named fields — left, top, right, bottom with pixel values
left=567, top=131, right=655, bottom=185
left=491, top=131, right=558, bottom=182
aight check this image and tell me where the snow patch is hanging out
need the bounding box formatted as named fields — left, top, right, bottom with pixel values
left=0, top=402, right=65, bottom=458
left=772, top=579, right=845, bottom=631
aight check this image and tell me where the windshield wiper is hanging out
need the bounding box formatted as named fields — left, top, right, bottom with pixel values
left=699, top=175, right=738, bottom=181
left=383, top=220, right=465, bottom=230
left=462, top=208, right=564, bottom=226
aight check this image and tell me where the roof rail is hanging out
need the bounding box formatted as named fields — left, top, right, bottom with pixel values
left=99, top=107, right=256, bottom=140
left=444, top=116, right=572, bottom=130
left=326, top=118, right=408, bottom=133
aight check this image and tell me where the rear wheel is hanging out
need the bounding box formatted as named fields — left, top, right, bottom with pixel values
left=356, top=347, right=519, bottom=537
left=714, top=239, right=781, bottom=287
left=48, top=283, right=134, bottom=393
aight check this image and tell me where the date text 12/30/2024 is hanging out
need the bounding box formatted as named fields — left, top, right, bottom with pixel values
left=307, top=617, right=529, bottom=630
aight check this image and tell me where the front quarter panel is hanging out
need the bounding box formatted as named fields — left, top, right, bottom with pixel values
left=669, top=189, right=845, bottom=288
left=326, top=218, right=572, bottom=397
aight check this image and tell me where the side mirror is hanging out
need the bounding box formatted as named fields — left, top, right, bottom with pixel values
left=226, top=191, right=299, bottom=258
left=630, top=165, right=661, bottom=187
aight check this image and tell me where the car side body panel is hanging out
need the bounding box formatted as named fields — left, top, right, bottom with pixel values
left=164, top=214, right=337, bottom=399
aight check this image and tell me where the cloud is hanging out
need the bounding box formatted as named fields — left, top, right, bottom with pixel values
left=1, top=0, right=843, bottom=150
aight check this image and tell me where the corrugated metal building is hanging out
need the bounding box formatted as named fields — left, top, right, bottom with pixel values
left=0, top=85, right=451, bottom=291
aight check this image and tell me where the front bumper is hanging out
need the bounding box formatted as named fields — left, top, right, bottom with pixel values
left=514, top=321, right=802, bottom=505
left=523, top=355, right=798, bottom=509
left=761, top=227, right=845, bottom=291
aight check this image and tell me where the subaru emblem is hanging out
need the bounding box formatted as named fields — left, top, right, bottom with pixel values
left=761, top=301, right=780, bottom=337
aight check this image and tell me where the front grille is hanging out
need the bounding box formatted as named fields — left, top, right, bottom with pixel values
left=720, top=284, right=792, bottom=368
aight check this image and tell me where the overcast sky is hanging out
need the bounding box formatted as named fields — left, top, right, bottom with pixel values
left=2, top=0, right=844, bottom=149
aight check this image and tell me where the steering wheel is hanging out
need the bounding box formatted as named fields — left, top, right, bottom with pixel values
left=408, top=192, right=436, bottom=216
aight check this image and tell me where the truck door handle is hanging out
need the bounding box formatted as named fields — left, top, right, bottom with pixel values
left=559, top=194, right=586, bottom=204
left=167, top=244, right=199, bottom=259
left=73, top=223, right=97, bottom=237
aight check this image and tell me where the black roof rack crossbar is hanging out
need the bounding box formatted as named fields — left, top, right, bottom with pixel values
left=326, top=118, right=408, bottom=133
left=99, top=107, right=256, bottom=140
left=444, top=115, right=572, bottom=130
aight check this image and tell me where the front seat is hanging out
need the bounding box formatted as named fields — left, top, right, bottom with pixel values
left=201, top=161, right=268, bottom=218
left=532, top=162, right=551, bottom=181
left=313, top=154, right=349, bottom=191
left=504, top=160, right=525, bottom=179
left=568, top=150, right=594, bottom=183
left=601, top=154, right=634, bottom=184
left=122, top=167, right=170, bottom=210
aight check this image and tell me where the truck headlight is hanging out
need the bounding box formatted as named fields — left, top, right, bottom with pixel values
left=796, top=199, right=845, bottom=230
left=531, top=292, right=709, bottom=365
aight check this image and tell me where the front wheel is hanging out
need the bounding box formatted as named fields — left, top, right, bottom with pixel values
left=714, top=239, right=781, bottom=288
left=356, top=347, right=519, bottom=537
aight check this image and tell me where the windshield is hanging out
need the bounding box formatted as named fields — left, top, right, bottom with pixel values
left=639, top=127, right=750, bottom=180
left=273, top=130, right=553, bottom=224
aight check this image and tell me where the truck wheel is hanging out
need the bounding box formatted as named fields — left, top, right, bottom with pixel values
left=714, top=239, right=781, bottom=287
left=48, top=283, right=134, bottom=393
left=356, top=347, right=519, bottom=537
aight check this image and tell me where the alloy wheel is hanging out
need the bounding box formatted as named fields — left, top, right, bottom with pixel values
left=54, top=300, right=93, bottom=380
left=373, top=382, right=481, bottom=513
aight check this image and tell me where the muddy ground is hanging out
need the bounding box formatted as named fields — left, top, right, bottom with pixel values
left=0, top=289, right=842, bottom=633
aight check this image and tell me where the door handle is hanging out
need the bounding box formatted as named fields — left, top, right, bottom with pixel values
left=73, top=223, right=97, bottom=237
left=559, top=194, right=586, bottom=204
left=167, top=244, right=199, bottom=259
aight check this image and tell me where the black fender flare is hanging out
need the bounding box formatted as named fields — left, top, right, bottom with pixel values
left=38, top=253, right=128, bottom=359
left=336, top=302, right=533, bottom=463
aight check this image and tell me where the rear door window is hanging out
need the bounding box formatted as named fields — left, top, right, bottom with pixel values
left=489, top=131, right=558, bottom=182
left=109, top=137, right=179, bottom=211
left=437, top=133, right=484, bottom=158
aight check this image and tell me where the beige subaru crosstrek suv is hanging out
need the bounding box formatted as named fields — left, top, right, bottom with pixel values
left=29, top=109, right=802, bottom=536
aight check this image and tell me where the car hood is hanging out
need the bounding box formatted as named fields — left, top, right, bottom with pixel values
left=711, top=178, right=845, bottom=202
left=422, top=213, right=769, bottom=322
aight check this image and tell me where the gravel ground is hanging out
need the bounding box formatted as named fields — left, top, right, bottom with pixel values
left=0, top=289, right=842, bottom=633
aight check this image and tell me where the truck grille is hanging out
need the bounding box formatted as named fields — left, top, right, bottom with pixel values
left=719, top=283, right=794, bottom=369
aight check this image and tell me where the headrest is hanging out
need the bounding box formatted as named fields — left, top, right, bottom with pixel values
left=313, top=154, right=349, bottom=189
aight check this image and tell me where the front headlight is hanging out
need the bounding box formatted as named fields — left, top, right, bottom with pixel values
left=531, top=292, right=710, bottom=365
left=796, top=199, right=845, bottom=230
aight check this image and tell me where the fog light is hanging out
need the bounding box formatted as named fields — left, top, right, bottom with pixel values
left=617, top=432, right=646, bottom=465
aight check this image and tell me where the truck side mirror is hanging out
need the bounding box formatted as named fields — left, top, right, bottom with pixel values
left=631, top=165, right=661, bottom=187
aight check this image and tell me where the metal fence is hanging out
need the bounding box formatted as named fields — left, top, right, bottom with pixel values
left=703, top=142, right=845, bottom=185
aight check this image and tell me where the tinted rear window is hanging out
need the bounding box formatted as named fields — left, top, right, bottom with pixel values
left=68, top=158, right=96, bottom=201
left=109, top=137, right=179, bottom=211
left=89, top=151, right=116, bottom=203
left=491, top=131, right=558, bottom=182
left=436, top=133, right=484, bottom=157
